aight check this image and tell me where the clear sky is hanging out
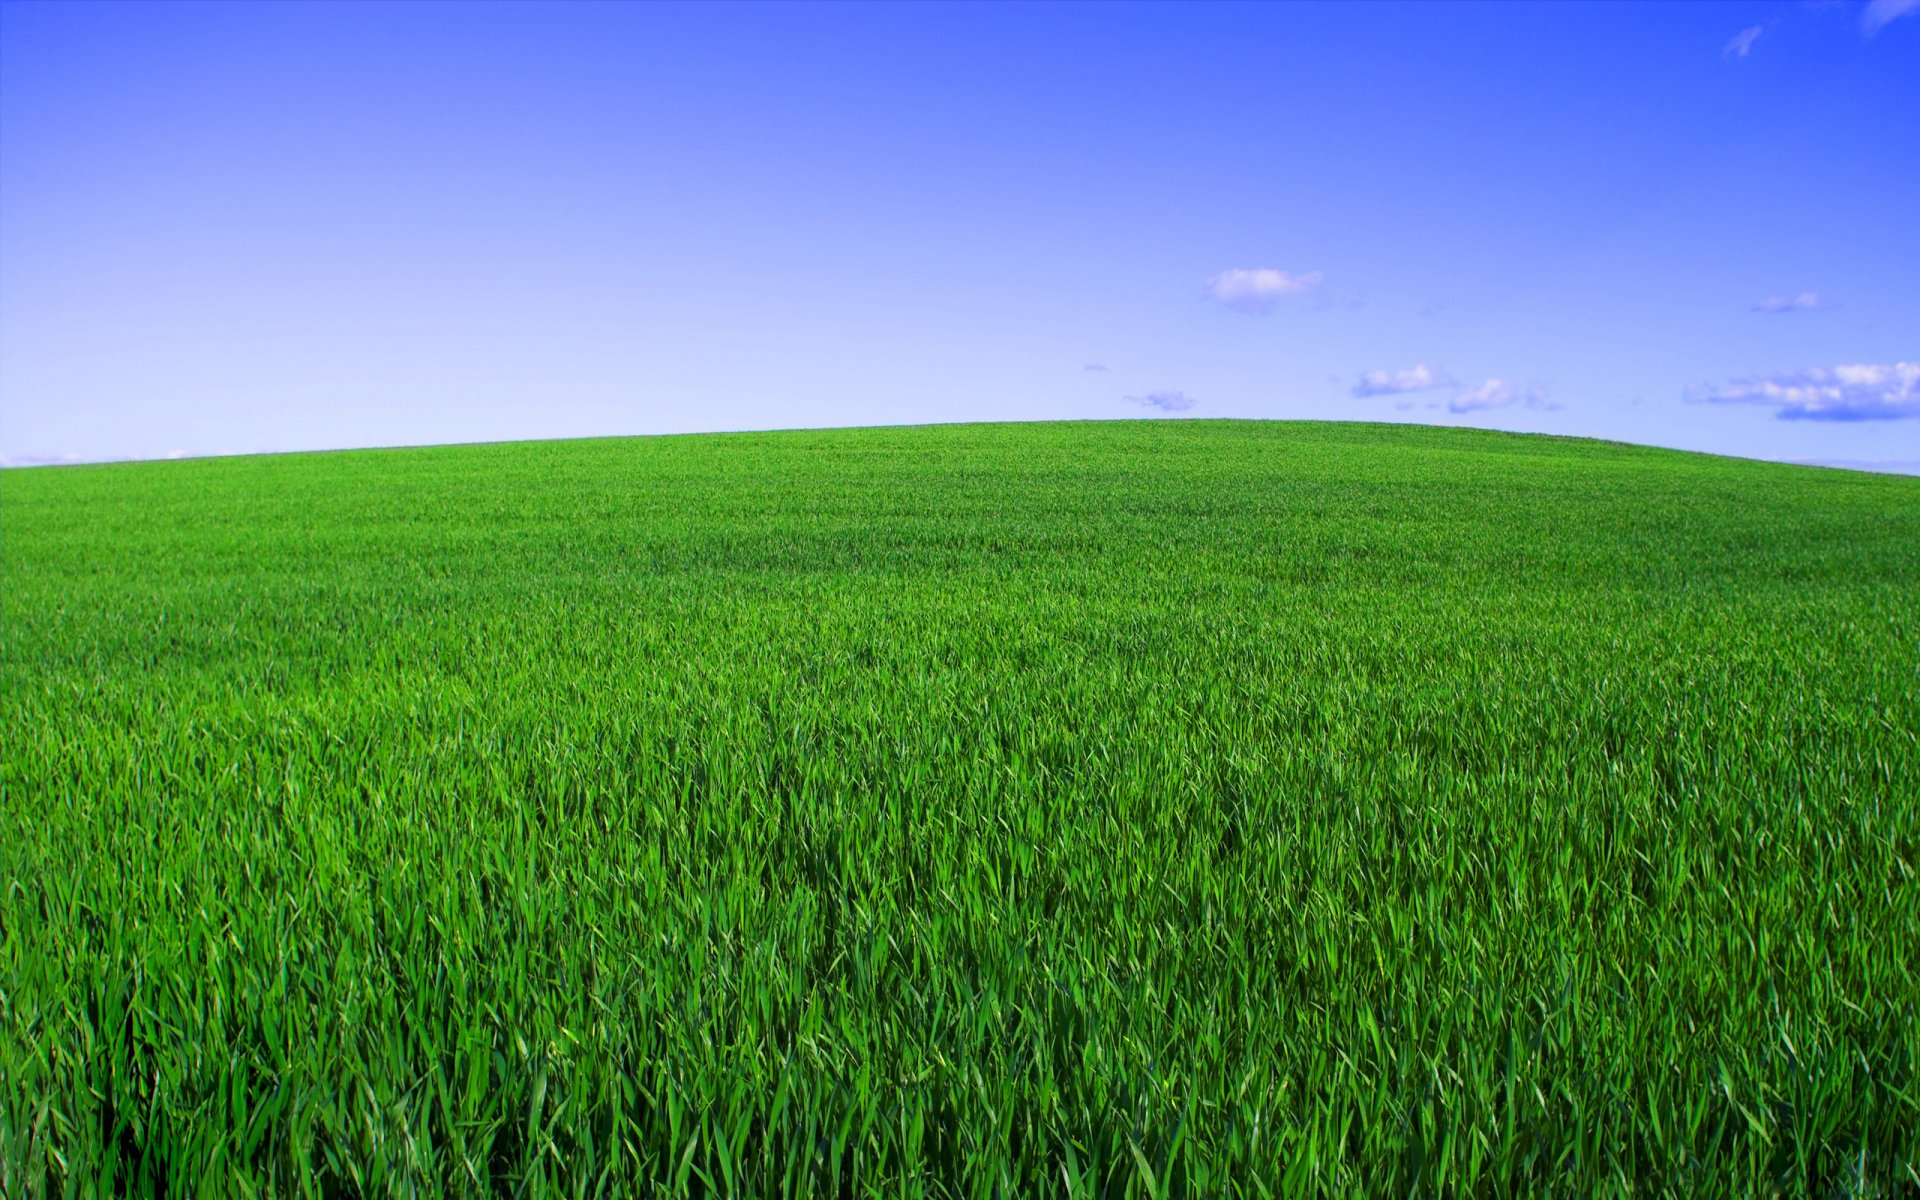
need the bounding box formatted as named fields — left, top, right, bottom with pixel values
left=3, top=0, right=1916, bottom=470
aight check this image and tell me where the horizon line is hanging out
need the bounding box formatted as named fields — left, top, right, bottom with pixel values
left=4, top=416, right=1918, bottom=477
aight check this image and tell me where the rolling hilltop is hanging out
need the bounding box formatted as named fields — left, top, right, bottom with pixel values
left=5, top=420, right=1917, bottom=1195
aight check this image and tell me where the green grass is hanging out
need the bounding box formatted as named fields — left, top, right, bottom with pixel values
left=3, top=419, right=1917, bottom=1197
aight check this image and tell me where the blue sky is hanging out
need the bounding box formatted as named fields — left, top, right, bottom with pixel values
left=3, top=0, right=1916, bottom=469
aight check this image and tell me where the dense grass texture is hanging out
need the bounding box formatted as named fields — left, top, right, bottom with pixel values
left=4, top=419, right=1918, bottom=1196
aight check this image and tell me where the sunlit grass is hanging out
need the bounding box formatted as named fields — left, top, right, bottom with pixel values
left=4, top=419, right=1916, bottom=1195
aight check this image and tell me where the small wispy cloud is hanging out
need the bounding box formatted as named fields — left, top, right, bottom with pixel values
left=1351, top=364, right=1453, bottom=398
left=0, top=451, right=83, bottom=468
left=1205, top=267, right=1323, bottom=313
left=1083, top=362, right=1110, bottom=373
left=1863, top=0, right=1919, bottom=37
left=1725, top=25, right=1765, bottom=56
left=1128, top=390, right=1198, bottom=412
left=1449, top=378, right=1553, bottom=413
left=1752, top=291, right=1830, bottom=313
left=1688, top=362, right=1920, bottom=421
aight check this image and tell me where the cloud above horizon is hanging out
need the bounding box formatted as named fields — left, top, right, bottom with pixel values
left=0, top=452, right=85, bottom=468
left=1688, top=362, right=1920, bottom=421
left=1752, top=291, right=1830, bottom=313
left=1863, top=0, right=1919, bottom=37
left=1205, top=267, right=1323, bottom=313
left=1449, top=378, right=1550, bottom=413
left=1128, top=390, right=1198, bottom=412
left=1724, top=25, right=1764, bottom=57
left=1352, top=364, right=1453, bottom=398
left=1083, top=362, right=1110, bottom=372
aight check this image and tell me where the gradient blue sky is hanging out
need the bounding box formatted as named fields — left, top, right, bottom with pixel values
left=3, top=0, right=1916, bottom=469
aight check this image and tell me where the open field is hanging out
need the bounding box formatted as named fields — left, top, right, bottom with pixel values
left=3, top=419, right=1917, bottom=1196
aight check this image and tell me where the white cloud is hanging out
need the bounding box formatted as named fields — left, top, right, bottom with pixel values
left=1083, top=362, right=1110, bottom=372
left=0, top=452, right=83, bottom=468
left=1128, top=390, right=1198, bottom=412
left=1449, top=378, right=1548, bottom=413
left=1205, top=267, right=1323, bottom=313
left=1863, top=0, right=1919, bottom=36
left=1752, top=291, right=1830, bottom=313
left=1725, top=25, right=1765, bottom=56
left=1352, top=364, right=1453, bottom=398
left=1688, top=362, right=1920, bottom=421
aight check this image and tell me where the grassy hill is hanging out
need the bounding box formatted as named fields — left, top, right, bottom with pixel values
left=4, top=419, right=1917, bottom=1195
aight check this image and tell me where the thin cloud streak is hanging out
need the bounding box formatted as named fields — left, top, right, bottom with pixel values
left=1449, top=378, right=1549, bottom=413
left=1688, top=362, right=1920, bottom=421
left=1724, top=25, right=1764, bottom=57
left=1752, top=291, right=1830, bottom=313
left=1127, top=390, right=1198, bottom=412
left=1352, top=364, right=1453, bottom=398
left=1205, top=268, right=1323, bottom=313
left=1863, top=0, right=1919, bottom=37
left=0, top=452, right=85, bottom=468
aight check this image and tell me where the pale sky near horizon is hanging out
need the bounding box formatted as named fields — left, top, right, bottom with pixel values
left=2, top=0, right=1916, bottom=471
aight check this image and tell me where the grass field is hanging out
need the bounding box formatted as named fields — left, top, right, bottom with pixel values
left=3, top=419, right=1917, bottom=1196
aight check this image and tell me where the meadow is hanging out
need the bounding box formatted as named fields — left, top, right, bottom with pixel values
left=3, top=419, right=1916, bottom=1196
